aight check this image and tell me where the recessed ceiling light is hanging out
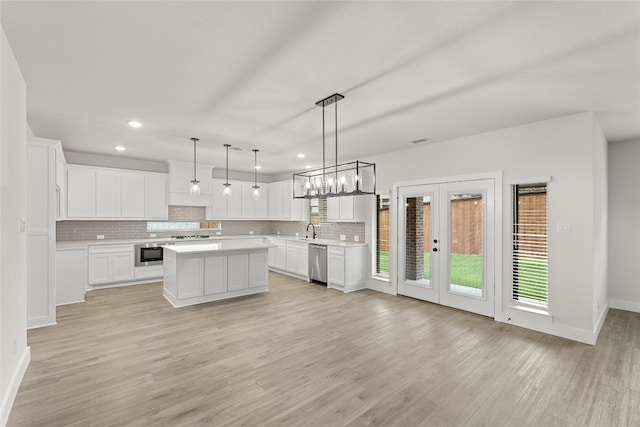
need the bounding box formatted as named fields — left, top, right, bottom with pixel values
left=127, top=120, right=142, bottom=128
left=297, top=153, right=305, bottom=159
left=114, top=145, right=126, bottom=152
left=305, top=165, right=311, bottom=169
left=255, top=165, right=262, bottom=170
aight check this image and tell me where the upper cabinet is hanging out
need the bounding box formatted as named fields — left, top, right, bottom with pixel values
left=206, top=179, right=301, bottom=221
left=207, top=178, right=243, bottom=220
left=67, top=166, right=96, bottom=218
left=66, top=165, right=167, bottom=220
left=326, top=195, right=372, bottom=222
left=268, top=180, right=308, bottom=221
left=241, top=181, right=268, bottom=219
left=167, top=160, right=213, bottom=207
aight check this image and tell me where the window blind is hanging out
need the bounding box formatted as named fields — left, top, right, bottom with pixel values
left=512, top=184, right=548, bottom=308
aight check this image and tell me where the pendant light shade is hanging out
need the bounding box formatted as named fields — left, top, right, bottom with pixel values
left=293, top=93, right=376, bottom=199
left=223, top=144, right=232, bottom=198
left=252, top=149, right=260, bottom=200
left=189, top=137, right=200, bottom=197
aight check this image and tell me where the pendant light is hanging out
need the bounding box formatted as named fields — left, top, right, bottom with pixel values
left=292, top=93, right=376, bottom=199
left=252, top=149, right=260, bottom=200
left=222, top=143, right=232, bottom=198
left=189, top=137, right=200, bottom=197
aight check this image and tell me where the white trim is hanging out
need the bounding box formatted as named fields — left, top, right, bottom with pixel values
left=506, top=176, right=552, bottom=185
left=27, top=321, right=57, bottom=330
left=393, top=171, right=503, bottom=189
left=0, top=346, right=31, bottom=427
left=593, top=304, right=610, bottom=340
left=609, top=298, right=640, bottom=313
left=366, top=275, right=395, bottom=295
left=392, top=172, right=503, bottom=318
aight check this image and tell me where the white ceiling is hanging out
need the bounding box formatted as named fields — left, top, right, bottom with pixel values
left=2, top=1, right=639, bottom=175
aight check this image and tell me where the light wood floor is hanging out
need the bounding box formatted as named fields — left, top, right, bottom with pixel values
left=9, top=272, right=640, bottom=426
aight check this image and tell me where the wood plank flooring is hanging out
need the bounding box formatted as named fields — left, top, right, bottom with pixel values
left=8, top=272, right=640, bottom=426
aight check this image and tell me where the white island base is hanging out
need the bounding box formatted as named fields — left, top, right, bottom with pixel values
left=163, top=241, right=274, bottom=308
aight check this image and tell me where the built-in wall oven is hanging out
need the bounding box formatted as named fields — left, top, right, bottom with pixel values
left=135, top=243, right=163, bottom=266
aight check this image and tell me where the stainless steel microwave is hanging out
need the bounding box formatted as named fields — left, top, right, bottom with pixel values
left=135, top=243, right=163, bottom=266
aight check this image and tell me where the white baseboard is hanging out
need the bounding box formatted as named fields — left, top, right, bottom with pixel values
left=609, top=298, right=640, bottom=313
left=593, top=304, right=610, bottom=343
left=366, top=277, right=396, bottom=295
left=0, top=346, right=31, bottom=427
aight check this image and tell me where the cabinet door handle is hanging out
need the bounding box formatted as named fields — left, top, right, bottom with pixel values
left=433, top=248, right=438, bottom=252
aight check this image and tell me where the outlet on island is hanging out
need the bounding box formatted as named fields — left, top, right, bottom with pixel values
left=340, top=234, right=346, bottom=241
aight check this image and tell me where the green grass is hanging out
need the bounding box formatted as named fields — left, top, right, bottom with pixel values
left=377, top=252, right=482, bottom=287
left=378, top=252, right=547, bottom=300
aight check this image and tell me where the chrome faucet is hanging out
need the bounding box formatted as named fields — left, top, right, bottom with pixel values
left=306, top=222, right=317, bottom=240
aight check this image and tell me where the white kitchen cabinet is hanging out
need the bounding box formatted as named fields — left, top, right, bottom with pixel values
left=121, top=172, right=145, bottom=218
left=327, top=250, right=345, bottom=288
left=204, top=255, right=227, bottom=295
left=95, top=170, right=122, bottom=218
left=54, top=141, right=67, bottom=220
left=268, top=238, right=287, bottom=270
left=67, top=166, right=96, bottom=218
left=177, top=257, right=204, bottom=299
left=144, top=173, right=168, bottom=219
left=286, top=240, right=309, bottom=279
left=249, top=251, right=268, bottom=288
left=56, top=248, right=86, bottom=305
left=27, top=138, right=57, bottom=328
left=228, top=254, right=249, bottom=291
left=163, top=246, right=269, bottom=308
left=207, top=178, right=242, bottom=219
left=67, top=165, right=168, bottom=219
left=241, top=182, right=269, bottom=219
left=326, top=195, right=372, bottom=222
left=327, top=245, right=368, bottom=292
left=88, top=244, right=134, bottom=285
left=268, top=180, right=308, bottom=221
left=167, top=160, right=213, bottom=206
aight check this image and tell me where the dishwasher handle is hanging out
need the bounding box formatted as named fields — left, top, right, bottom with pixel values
left=309, top=244, right=327, bottom=251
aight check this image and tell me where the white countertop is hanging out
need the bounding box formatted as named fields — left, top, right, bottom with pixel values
left=163, top=240, right=275, bottom=254
left=56, top=234, right=366, bottom=250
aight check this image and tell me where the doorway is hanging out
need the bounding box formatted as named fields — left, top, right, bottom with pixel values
left=397, top=178, right=495, bottom=317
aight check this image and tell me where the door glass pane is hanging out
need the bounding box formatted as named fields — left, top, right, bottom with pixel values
left=404, top=195, right=431, bottom=287
left=449, top=192, right=483, bottom=297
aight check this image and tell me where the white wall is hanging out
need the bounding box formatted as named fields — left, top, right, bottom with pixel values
left=364, top=112, right=605, bottom=343
left=591, top=118, right=608, bottom=333
left=0, top=24, right=30, bottom=427
left=608, top=139, right=640, bottom=312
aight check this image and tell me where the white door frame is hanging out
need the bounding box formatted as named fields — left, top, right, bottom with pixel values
left=390, top=172, right=503, bottom=317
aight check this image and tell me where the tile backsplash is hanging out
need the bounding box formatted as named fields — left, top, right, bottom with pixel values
left=56, top=206, right=365, bottom=242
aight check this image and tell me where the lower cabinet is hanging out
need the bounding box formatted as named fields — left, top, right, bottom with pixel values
left=327, top=245, right=368, bottom=292
left=268, top=238, right=287, bottom=270
left=204, top=255, right=227, bottom=295
left=163, top=248, right=269, bottom=307
left=285, top=241, right=309, bottom=279
left=227, top=254, right=249, bottom=291
left=56, top=248, right=86, bottom=305
left=88, top=244, right=134, bottom=285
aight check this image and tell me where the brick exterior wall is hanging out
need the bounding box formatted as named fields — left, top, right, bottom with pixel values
left=405, top=197, right=424, bottom=281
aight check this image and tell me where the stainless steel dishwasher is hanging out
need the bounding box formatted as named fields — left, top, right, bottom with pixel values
left=308, top=243, right=327, bottom=284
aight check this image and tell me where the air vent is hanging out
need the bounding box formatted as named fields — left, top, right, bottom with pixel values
left=230, top=146, right=244, bottom=151
left=410, top=138, right=430, bottom=144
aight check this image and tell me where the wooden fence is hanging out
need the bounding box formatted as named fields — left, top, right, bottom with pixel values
left=377, top=193, right=546, bottom=255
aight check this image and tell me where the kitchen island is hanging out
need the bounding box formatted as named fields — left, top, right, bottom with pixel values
left=163, top=240, right=275, bottom=308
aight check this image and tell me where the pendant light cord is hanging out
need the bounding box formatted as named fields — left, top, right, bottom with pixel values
left=191, top=137, right=199, bottom=183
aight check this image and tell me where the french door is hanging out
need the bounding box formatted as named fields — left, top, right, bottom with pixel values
left=397, top=179, right=495, bottom=317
